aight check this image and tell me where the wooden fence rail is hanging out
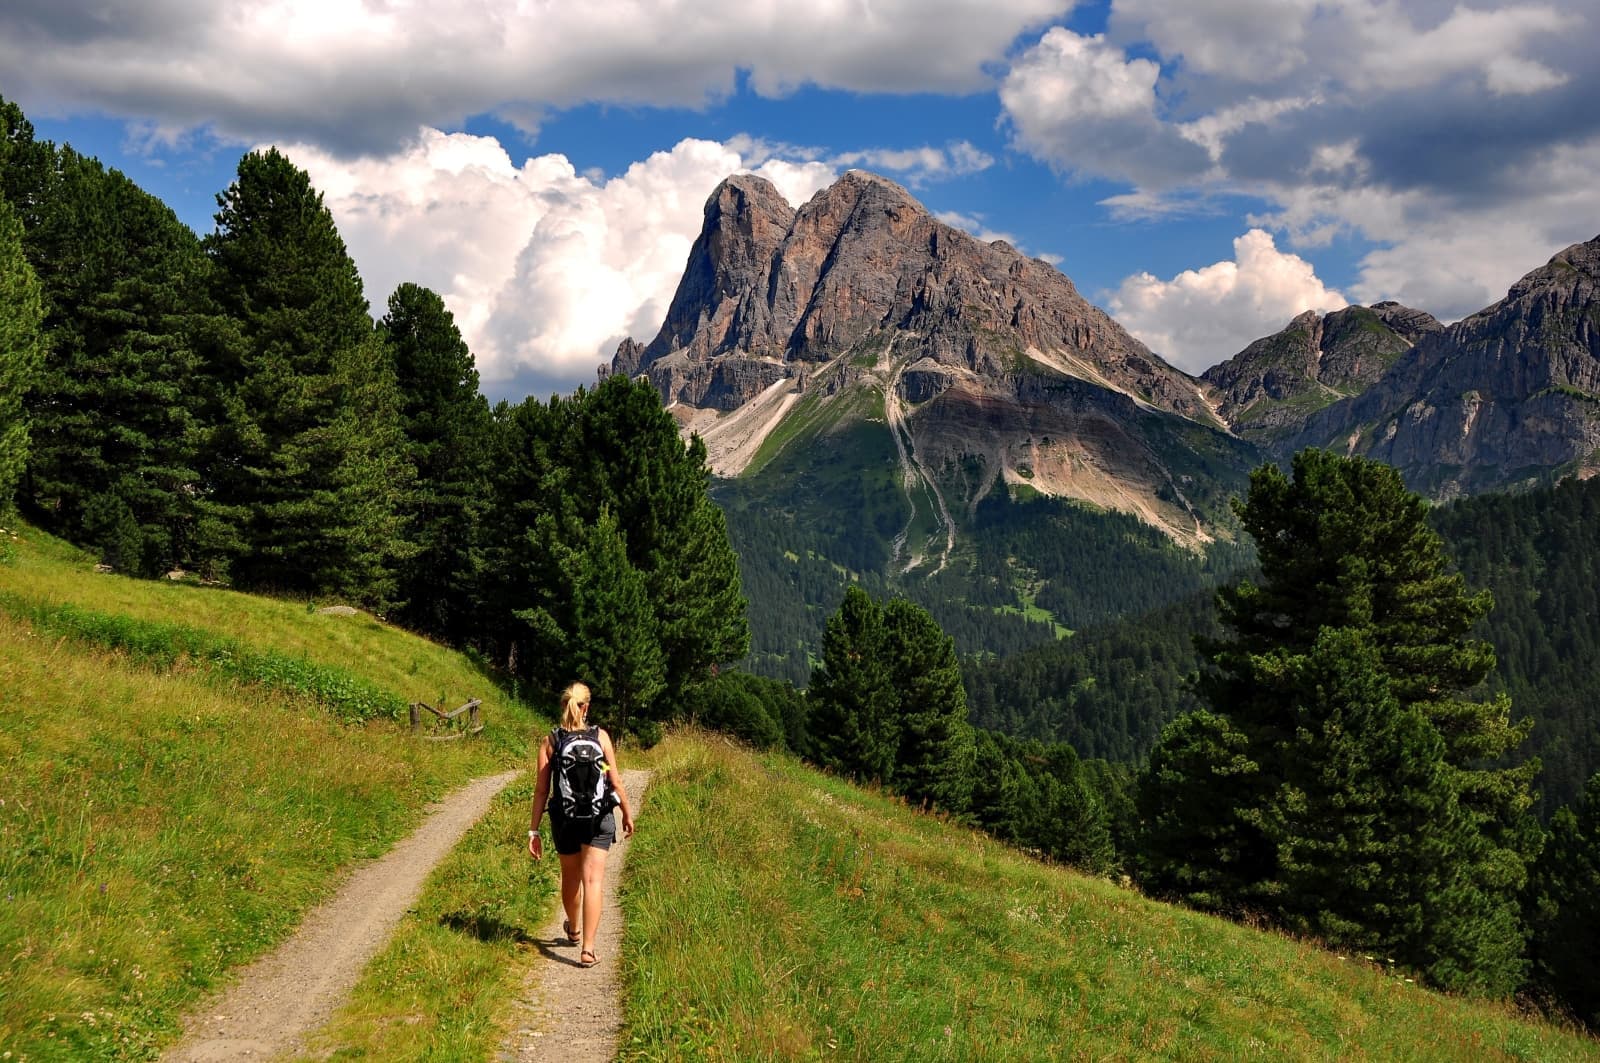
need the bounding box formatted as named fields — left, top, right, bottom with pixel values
left=409, top=698, right=483, bottom=740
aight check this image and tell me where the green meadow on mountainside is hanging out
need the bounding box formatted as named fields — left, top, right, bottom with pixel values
left=0, top=523, right=541, bottom=1058
left=619, top=736, right=1597, bottom=1062
left=2, top=524, right=1596, bottom=1060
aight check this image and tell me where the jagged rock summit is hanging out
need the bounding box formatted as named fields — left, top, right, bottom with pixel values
left=612, top=170, right=1249, bottom=553
left=1284, top=234, right=1600, bottom=496
left=618, top=170, right=1212, bottom=430
left=1201, top=302, right=1443, bottom=441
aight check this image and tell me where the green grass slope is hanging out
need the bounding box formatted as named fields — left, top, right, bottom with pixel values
left=620, top=735, right=1599, bottom=1062
left=0, top=522, right=542, bottom=1060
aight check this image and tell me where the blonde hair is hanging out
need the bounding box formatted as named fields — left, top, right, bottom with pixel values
left=559, top=682, right=591, bottom=731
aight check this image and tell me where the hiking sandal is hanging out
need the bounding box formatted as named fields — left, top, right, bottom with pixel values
left=563, top=918, right=581, bottom=944
left=579, top=949, right=598, bottom=968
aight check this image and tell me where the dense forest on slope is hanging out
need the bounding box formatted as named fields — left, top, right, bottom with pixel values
left=963, top=592, right=1220, bottom=761
left=721, top=453, right=1254, bottom=685
left=962, top=473, right=1600, bottom=817
left=0, top=96, right=747, bottom=734
left=1432, top=476, right=1600, bottom=816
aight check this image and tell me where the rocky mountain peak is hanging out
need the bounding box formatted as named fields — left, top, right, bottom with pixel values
left=617, top=169, right=1211, bottom=426
left=1285, top=233, right=1600, bottom=497
left=609, top=169, right=1242, bottom=549
left=1499, top=233, right=1600, bottom=306
left=1199, top=300, right=1435, bottom=440
left=1366, top=301, right=1445, bottom=344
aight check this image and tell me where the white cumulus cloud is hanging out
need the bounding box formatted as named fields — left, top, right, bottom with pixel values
left=1108, top=229, right=1347, bottom=374
left=999, top=28, right=1214, bottom=187
left=285, top=132, right=837, bottom=400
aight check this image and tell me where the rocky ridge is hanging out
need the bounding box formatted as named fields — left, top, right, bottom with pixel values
left=613, top=171, right=1248, bottom=554
left=1283, top=235, right=1600, bottom=496
left=1201, top=302, right=1443, bottom=441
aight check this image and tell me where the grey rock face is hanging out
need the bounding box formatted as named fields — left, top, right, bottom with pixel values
left=1201, top=303, right=1441, bottom=441
left=1286, top=235, right=1600, bottom=496
left=616, top=170, right=1210, bottom=423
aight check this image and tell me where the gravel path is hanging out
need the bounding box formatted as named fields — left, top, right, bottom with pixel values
left=499, top=769, right=652, bottom=1063
left=163, top=770, right=522, bottom=1062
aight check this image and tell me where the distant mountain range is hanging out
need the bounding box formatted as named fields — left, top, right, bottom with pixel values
left=611, top=170, right=1600, bottom=662
left=1279, top=236, right=1600, bottom=497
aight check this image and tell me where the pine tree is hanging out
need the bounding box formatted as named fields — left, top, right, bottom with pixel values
left=19, top=148, right=212, bottom=574
left=1525, top=773, right=1600, bottom=1029
left=0, top=194, right=43, bottom=512
left=560, top=507, right=667, bottom=740
left=1136, top=709, right=1264, bottom=911
left=1260, top=627, right=1484, bottom=980
left=1033, top=741, right=1116, bottom=873
left=0, top=96, right=53, bottom=230
left=807, top=586, right=898, bottom=784
left=379, top=282, right=492, bottom=638
left=1140, top=450, right=1536, bottom=995
left=883, top=596, right=976, bottom=814
left=203, top=148, right=411, bottom=602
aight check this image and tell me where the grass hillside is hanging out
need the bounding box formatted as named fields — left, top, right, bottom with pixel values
left=0, top=522, right=542, bottom=1060
left=620, top=735, right=1600, bottom=1062
left=5, top=517, right=1598, bottom=1061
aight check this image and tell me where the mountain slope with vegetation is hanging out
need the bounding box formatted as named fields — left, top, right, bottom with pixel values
left=963, top=473, right=1600, bottom=818
left=620, top=734, right=1597, bottom=1061
left=0, top=523, right=543, bottom=1058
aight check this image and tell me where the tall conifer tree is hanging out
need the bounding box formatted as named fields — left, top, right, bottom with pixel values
left=564, top=507, right=667, bottom=738
left=0, top=97, right=52, bottom=230
left=379, top=282, right=492, bottom=638
left=20, top=149, right=212, bottom=573
left=1139, top=450, right=1536, bottom=995
left=883, top=596, right=976, bottom=814
left=0, top=195, right=43, bottom=512
left=204, top=148, right=411, bottom=602
left=808, top=586, right=898, bottom=784
left=1136, top=709, right=1263, bottom=910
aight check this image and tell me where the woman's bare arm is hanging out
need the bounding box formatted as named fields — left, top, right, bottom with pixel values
left=598, top=729, right=634, bottom=837
left=528, top=733, right=553, bottom=857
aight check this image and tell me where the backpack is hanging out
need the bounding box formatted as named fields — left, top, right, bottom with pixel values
left=551, top=726, right=613, bottom=821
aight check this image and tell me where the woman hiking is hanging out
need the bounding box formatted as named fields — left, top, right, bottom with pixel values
left=528, top=682, right=635, bottom=968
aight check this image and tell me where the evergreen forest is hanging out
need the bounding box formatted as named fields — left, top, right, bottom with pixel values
left=3, top=92, right=1597, bottom=1027
left=0, top=97, right=747, bottom=738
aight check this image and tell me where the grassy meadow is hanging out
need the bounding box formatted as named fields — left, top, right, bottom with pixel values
left=618, top=734, right=1600, bottom=1062
left=0, top=523, right=542, bottom=1060
left=4, top=517, right=1599, bottom=1061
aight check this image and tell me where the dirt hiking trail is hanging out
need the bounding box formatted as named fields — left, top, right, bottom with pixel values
left=499, top=768, right=651, bottom=1063
left=163, top=770, right=520, bottom=1062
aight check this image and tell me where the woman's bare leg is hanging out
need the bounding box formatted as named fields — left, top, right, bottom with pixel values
left=579, top=844, right=610, bottom=954
left=559, top=851, right=584, bottom=938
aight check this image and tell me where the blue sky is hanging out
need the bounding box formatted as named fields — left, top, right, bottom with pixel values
left=5, top=0, right=1597, bottom=402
